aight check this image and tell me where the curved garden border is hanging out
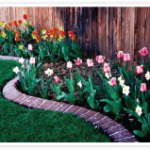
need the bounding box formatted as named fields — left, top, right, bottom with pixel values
left=0, top=55, right=138, bottom=142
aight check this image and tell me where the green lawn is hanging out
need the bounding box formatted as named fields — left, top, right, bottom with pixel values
left=0, top=59, right=112, bottom=142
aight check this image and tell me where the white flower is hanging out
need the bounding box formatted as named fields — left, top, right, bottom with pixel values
left=13, top=66, right=20, bottom=74
left=119, top=79, right=125, bottom=86
left=136, top=98, right=139, bottom=103
left=44, top=68, right=53, bottom=77
left=77, top=81, right=82, bottom=88
left=118, top=76, right=125, bottom=87
left=145, top=71, right=150, bottom=80
left=118, top=76, right=122, bottom=81
left=135, top=106, right=142, bottom=116
left=19, top=57, right=24, bottom=64
left=122, top=85, right=130, bottom=96
left=105, top=73, right=111, bottom=78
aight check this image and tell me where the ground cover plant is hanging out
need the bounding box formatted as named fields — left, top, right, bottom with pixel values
left=1, top=14, right=150, bottom=142
left=0, top=59, right=111, bottom=142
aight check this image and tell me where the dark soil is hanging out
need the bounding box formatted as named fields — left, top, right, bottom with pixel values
left=18, top=59, right=149, bottom=142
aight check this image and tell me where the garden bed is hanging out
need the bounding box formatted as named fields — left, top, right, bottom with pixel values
left=16, top=58, right=144, bottom=142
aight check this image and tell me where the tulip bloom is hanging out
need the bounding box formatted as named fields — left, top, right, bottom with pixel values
left=45, top=68, right=53, bottom=77
left=145, top=71, right=150, bottom=80
left=1, top=31, right=7, bottom=38
left=75, top=58, right=82, bottom=66
left=54, top=76, right=60, bottom=83
left=108, top=77, right=116, bottom=87
left=23, top=14, right=27, bottom=20
left=8, top=22, right=13, bottom=26
left=122, top=85, right=130, bottom=96
left=103, top=63, right=111, bottom=73
left=14, top=20, right=18, bottom=28
left=36, top=36, right=41, bottom=42
left=77, top=81, right=82, bottom=88
left=30, top=57, right=35, bottom=65
left=18, top=19, right=22, bottom=25
left=67, top=61, right=73, bottom=69
left=28, top=44, right=33, bottom=51
left=19, top=57, right=24, bottom=64
left=13, top=66, right=20, bottom=74
left=53, top=33, right=59, bottom=39
left=70, top=34, right=76, bottom=41
left=59, top=30, right=65, bottom=37
left=68, top=30, right=74, bottom=37
left=139, top=47, right=148, bottom=57
left=135, top=106, right=142, bottom=116
left=15, top=37, right=21, bottom=42
left=135, top=65, right=144, bottom=74
left=123, top=53, right=131, bottom=62
left=96, top=55, right=105, bottom=64
left=140, top=83, right=147, bottom=92
left=47, top=29, right=54, bottom=35
left=117, top=51, right=124, bottom=58
left=32, top=30, right=38, bottom=39
left=87, top=59, right=94, bottom=67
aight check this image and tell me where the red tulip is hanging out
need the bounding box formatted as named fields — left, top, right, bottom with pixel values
left=96, top=55, right=105, bottom=64
left=54, top=76, right=60, bottom=83
left=117, top=51, right=124, bottom=58
left=140, top=83, right=147, bottom=92
left=123, top=53, right=131, bottom=62
left=103, top=63, right=111, bottom=73
left=75, top=58, right=82, bottom=66
left=139, top=47, right=148, bottom=57
left=87, top=59, right=94, bottom=67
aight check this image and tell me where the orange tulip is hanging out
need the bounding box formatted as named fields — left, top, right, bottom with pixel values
left=18, top=19, right=22, bottom=25
left=53, top=33, right=58, bottom=39
left=36, top=36, right=41, bottom=42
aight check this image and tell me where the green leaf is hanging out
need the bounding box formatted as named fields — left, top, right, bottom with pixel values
left=133, top=130, right=145, bottom=138
left=104, top=104, right=113, bottom=112
left=113, top=98, right=121, bottom=114
left=52, top=83, right=61, bottom=96
left=64, top=76, right=74, bottom=94
left=123, top=95, right=135, bottom=111
left=87, top=90, right=99, bottom=109
left=56, top=92, right=66, bottom=101
left=100, top=99, right=114, bottom=106
left=66, top=93, right=76, bottom=104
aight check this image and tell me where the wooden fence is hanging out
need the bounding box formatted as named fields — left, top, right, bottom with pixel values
left=0, top=7, right=150, bottom=66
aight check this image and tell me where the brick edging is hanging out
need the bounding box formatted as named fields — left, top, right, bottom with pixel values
left=1, top=55, right=138, bottom=142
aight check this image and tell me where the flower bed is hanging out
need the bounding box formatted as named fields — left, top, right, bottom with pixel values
left=1, top=14, right=150, bottom=142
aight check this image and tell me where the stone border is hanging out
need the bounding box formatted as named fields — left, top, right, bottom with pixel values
left=1, top=55, right=138, bottom=142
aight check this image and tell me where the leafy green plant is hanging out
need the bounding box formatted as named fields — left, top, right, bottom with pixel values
left=81, top=73, right=99, bottom=110
left=64, top=75, right=76, bottom=104
left=37, top=76, right=52, bottom=99
left=52, top=83, right=66, bottom=101
left=95, top=69, right=122, bottom=117
left=18, top=61, right=42, bottom=96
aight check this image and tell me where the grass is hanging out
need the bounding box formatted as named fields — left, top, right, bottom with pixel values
left=0, top=59, right=112, bottom=142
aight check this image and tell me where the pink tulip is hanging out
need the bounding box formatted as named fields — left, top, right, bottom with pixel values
left=117, top=51, right=124, bottom=58
left=54, top=76, right=60, bottom=83
left=135, top=65, right=144, bottom=74
left=96, top=55, right=105, bottom=64
left=67, top=61, right=72, bottom=69
left=75, top=58, right=82, bottom=66
left=140, top=83, right=147, bottom=92
left=123, top=53, right=131, bottom=62
left=87, top=59, right=94, bottom=67
left=109, top=77, right=116, bottom=87
left=28, top=44, right=33, bottom=51
left=139, top=47, right=148, bottom=57
left=103, top=63, right=111, bottom=73
left=29, top=57, right=35, bottom=65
